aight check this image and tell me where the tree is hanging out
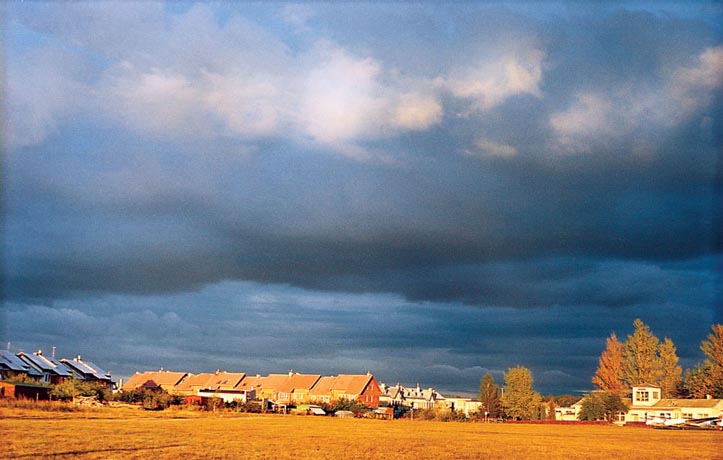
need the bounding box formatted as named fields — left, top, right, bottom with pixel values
left=623, top=319, right=661, bottom=386
left=50, top=379, right=109, bottom=402
left=592, top=332, right=627, bottom=395
left=546, top=397, right=557, bottom=420
left=684, top=363, right=715, bottom=399
left=478, top=373, right=501, bottom=418
left=554, top=394, right=581, bottom=408
left=578, top=392, right=627, bottom=422
left=577, top=393, right=605, bottom=421
left=658, top=337, right=682, bottom=398
left=501, top=366, right=542, bottom=420
left=700, top=324, right=723, bottom=398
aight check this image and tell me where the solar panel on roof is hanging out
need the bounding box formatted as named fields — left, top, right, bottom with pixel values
left=82, top=360, right=110, bottom=379
left=44, top=356, right=73, bottom=376
left=0, top=350, right=31, bottom=372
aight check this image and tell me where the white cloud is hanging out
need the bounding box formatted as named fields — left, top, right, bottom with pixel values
left=3, top=45, right=88, bottom=148
left=549, top=93, right=616, bottom=153
left=668, top=45, right=723, bottom=118
left=472, top=137, right=518, bottom=158
left=549, top=46, right=723, bottom=155
left=299, top=42, right=387, bottom=144
left=392, top=93, right=443, bottom=131
left=445, top=48, right=545, bottom=112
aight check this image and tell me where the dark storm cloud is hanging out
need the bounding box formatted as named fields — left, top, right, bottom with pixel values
left=4, top=279, right=712, bottom=394
left=5, top=132, right=717, bottom=307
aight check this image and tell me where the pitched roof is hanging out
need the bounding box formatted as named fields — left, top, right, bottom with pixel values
left=123, top=371, right=187, bottom=390
left=174, top=373, right=215, bottom=392
left=256, top=373, right=293, bottom=391
left=17, top=351, right=73, bottom=377
left=330, top=374, right=373, bottom=395
left=61, top=356, right=111, bottom=381
left=0, top=350, right=31, bottom=372
left=277, top=373, right=321, bottom=393
left=652, top=398, right=723, bottom=409
left=310, top=376, right=336, bottom=395
left=203, top=372, right=246, bottom=391
left=235, top=375, right=260, bottom=392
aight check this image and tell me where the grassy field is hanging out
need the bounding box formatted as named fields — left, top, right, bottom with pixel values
left=2, top=406, right=720, bottom=460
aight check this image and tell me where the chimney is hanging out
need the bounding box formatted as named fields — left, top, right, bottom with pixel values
left=52, top=347, right=56, bottom=358
left=289, top=369, right=294, bottom=377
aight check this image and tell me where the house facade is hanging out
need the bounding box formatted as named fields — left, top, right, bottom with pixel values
left=61, top=355, right=115, bottom=388
left=624, top=385, right=723, bottom=423
left=309, top=373, right=382, bottom=408
left=17, top=350, right=73, bottom=385
left=443, top=397, right=483, bottom=417
left=0, top=350, right=37, bottom=381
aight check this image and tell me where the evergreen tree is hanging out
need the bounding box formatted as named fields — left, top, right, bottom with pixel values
left=623, top=319, right=661, bottom=386
left=658, top=337, right=682, bottom=398
left=699, top=324, right=723, bottom=398
left=592, top=332, right=627, bottom=395
left=478, top=373, right=501, bottom=418
left=684, top=363, right=715, bottom=399
left=501, top=366, right=542, bottom=420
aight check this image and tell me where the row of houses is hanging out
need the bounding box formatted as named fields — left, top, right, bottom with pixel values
left=5, top=348, right=719, bottom=424
left=122, top=368, right=487, bottom=416
left=122, top=369, right=383, bottom=407
left=0, top=349, right=114, bottom=388
left=556, top=384, right=723, bottom=425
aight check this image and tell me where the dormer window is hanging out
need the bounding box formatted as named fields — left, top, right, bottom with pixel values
left=636, top=390, right=649, bottom=402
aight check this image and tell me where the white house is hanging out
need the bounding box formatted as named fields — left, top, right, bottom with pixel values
left=624, top=385, right=723, bottom=424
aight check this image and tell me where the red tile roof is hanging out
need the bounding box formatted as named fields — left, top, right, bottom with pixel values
left=204, top=372, right=246, bottom=391
left=331, top=374, right=373, bottom=395
left=122, top=371, right=187, bottom=391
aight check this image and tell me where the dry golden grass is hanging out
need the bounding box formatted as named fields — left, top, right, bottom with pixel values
left=1, top=407, right=720, bottom=460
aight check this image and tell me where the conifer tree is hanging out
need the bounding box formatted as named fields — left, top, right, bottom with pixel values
left=478, top=373, right=501, bottom=418
left=592, top=332, right=626, bottom=395
left=658, top=337, right=682, bottom=398
left=699, top=324, right=723, bottom=398
left=623, top=319, right=661, bottom=386
left=684, top=363, right=714, bottom=399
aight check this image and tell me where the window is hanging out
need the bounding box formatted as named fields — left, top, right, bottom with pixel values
left=652, top=391, right=659, bottom=399
left=636, top=390, right=649, bottom=402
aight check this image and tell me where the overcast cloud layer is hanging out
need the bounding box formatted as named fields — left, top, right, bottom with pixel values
left=2, top=2, right=722, bottom=395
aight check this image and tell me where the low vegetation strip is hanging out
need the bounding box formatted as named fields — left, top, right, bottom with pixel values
left=2, top=407, right=720, bottom=460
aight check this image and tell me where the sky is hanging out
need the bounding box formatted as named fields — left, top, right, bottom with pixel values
left=1, top=1, right=721, bottom=396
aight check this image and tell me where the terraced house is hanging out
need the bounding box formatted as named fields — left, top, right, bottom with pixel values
left=0, top=349, right=116, bottom=389
left=120, top=369, right=382, bottom=407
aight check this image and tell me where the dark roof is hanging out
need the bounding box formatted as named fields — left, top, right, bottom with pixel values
left=17, top=352, right=73, bottom=377
left=0, top=350, right=30, bottom=372
left=61, top=356, right=112, bottom=381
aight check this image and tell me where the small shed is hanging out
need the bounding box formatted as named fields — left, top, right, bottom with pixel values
left=0, top=382, right=50, bottom=401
